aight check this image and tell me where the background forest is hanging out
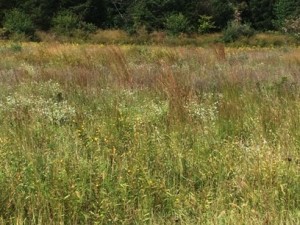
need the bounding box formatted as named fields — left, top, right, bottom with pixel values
left=0, top=0, right=299, bottom=41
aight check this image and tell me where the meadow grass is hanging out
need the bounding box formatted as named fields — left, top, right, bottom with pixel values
left=34, top=30, right=299, bottom=47
left=0, top=41, right=299, bottom=224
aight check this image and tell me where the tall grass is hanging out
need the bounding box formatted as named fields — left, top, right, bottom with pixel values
left=33, top=30, right=300, bottom=47
left=0, top=42, right=299, bottom=224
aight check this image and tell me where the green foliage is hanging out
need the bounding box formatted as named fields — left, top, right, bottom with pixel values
left=282, top=17, right=300, bottom=39
left=273, top=0, right=298, bottom=29
left=3, top=9, right=35, bottom=38
left=222, top=21, right=255, bottom=43
left=52, top=11, right=80, bottom=36
left=211, top=0, right=234, bottom=29
left=248, top=0, right=275, bottom=30
left=9, top=43, right=22, bottom=52
left=165, top=13, right=189, bottom=35
left=79, top=21, right=97, bottom=33
left=198, top=15, right=216, bottom=34
left=0, top=0, right=300, bottom=40
left=52, top=10, right=96, bottom=37
left=17, top=0, right=59, bottom=30
left=272, top=0, right=300, bottom=40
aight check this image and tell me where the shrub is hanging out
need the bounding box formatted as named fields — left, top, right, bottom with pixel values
left=222, top=21, right=255, bottom=43
left=165, top=13, right=189, bottom=36
left=198, top=15, right=216, bottom=34
left=51, top=11, right=96, bottom=37
left=79, top=21, right=97, bottom=34
left=3, top=9, right=35, bottom=38
left=51, top=11, right=80, bottom=36
left=10, top=43, right=22, bottom=52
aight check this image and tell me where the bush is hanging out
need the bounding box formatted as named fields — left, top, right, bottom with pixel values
left=51, top=11, right=80, bottom=36
left=165, top=13, right=189, bottom=36
left=198, top=15, right=216, bottom=34
left=9, top=43, right=23, bottom=52
left=52, top=11, right=96, bottom=37
left=222, top=21, right=255, bottom=43
left=3, top=9, right=35, bottom=38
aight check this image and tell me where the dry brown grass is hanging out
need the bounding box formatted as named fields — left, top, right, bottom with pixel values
left=90, top=29, right=129, bottom=44
left=210, top=42, right=226, bottom=61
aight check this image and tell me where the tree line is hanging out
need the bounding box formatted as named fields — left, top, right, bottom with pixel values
left=0, top=0, right=299, bottom=38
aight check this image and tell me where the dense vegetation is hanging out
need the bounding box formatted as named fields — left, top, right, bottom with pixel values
left=0, top=1, right=299, bottom=224
left=0, top=0, right=299, bottom=40
left=0, top=42, right=299, bottom=224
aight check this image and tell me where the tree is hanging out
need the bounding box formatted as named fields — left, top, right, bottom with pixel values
left=212, top=0, right=235, bottom=29
left=273, top=0, right=299, bottom=29
left=18, top=0, right=59, bottom=30
left=0, top=0, right=18, bottom=25
left=248, top=0, right=275, bottom=30
left=3, top=8, right=35, bottom=37
left=127, top=0, right=184, bottom=32
left=104, top=0, right=132, bottom=28
left=58, top=0, right=107, bottom=27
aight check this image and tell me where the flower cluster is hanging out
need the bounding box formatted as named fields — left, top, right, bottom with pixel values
left=0, top=81, right=75, bottom=125
left=185, top=93, right=221, bottom=132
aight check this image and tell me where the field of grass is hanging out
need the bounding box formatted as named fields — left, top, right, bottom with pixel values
left=35, top=30, right=299, bottom=48
left=0, top=41, right=299, bottom=224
